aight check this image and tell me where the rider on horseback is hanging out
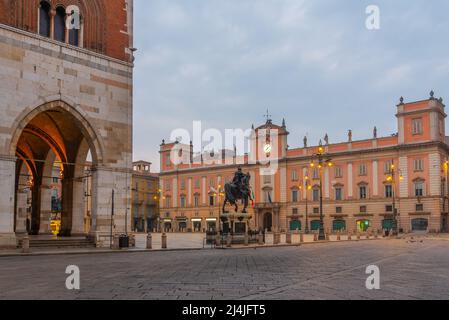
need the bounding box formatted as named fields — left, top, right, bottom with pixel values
left=223, top=167, right=252, bottom=213
left=232, top=167, right=245, bottom=189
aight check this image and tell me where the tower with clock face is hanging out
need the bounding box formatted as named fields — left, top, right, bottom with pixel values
left=249, top=118, right=289, bottom=163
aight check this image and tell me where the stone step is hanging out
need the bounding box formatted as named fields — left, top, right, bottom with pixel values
left=17, top=238, right=96, bottom=248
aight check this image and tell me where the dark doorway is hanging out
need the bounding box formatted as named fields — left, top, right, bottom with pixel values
left=263, top=212, right=272, bottom=232
left=412, top=218, right=428, bottom=232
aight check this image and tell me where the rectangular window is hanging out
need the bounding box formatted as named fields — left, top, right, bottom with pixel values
left=264, top=191, right=272, bottom=203
left=384, top=160, right=393, bottom=174
left=414, top=159, right=424, bottom=172
left=312, top=168, right=319, bottom=180
left=359, top=164, right=367, bottom=176
left=313, top=207, right=319, bottom=214
left=165, top=154, right=171, bottom=166
left=291, top=170, right=298, bottom=181
left=165, top=197, right=171, bottom=208
left=194, top=195, right=200, bottom=208
left=336, top=207, right=343, bottom=214
left=312, top=189, right=319, bottom=202
left=415, top=182, right=424, bottom=197
left=412, top=118, right=423, bottom=135
left=334, top=166, right=343, bottom=178
left=194, top=179, right=200, bottom=189
left=385, top=185, right=393, bottom=198
left=360, top=206, right=367, bottom=213
left=180, top=180, right=186, bottom=190
left=165, top=181, right=171, bottom=191
left=292, top=190, right=299, bottom=203
left=335, top=187, right=343, bottom=201
left=292, top=208, right=299, bottom=215
left=386, top=205, right=393, bottom=212
left=359, top=186, right=367, bottom=199
left=180, top=196, right=186, bottom=208
left=416, top=204, right=424, bottom=212
left=209, top=195, right=215, bottom=206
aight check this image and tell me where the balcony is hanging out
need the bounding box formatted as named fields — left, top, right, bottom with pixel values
left=254, top=202, right=282, bottom=210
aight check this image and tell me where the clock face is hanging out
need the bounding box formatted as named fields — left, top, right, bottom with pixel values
left=264, top=144, right=272, bottom=154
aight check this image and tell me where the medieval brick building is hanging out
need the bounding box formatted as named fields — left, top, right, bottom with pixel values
left=0, top=0, right=134, bottom=248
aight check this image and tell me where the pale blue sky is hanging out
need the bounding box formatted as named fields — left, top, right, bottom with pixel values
left=133, top=0, right=449, bottom=172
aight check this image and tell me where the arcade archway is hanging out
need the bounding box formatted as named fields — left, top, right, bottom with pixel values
left=11, top=101, right=101, bottom=237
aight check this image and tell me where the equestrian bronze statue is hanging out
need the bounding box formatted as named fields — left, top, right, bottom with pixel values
left=222, top=168, right=252, bottom=214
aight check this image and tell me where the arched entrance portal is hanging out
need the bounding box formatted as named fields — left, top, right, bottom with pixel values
left=12, top=101, right=101, bottom=237
left=263, top=212, right=273, bottom=232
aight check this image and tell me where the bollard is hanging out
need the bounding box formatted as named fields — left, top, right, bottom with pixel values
left=146, top=233, right=152, bottom=250
left=258, top=232, right=264, bottom=245
left=244, top=233, right=249, bottom=246
left=357, top=233, right=361, bottom=241
left=313, top=233, right=318, bottom=242
left=286, top=232, right=292, bottom=244
left=22, top=235, right=30, bottom=254
left=113, top=234, right=120, bottom=249
left=226, top=235, right=232, bottom=248
left=215, top=233, right=221, bottom=247
left=161, top=233, right=167, bottom=249
left=300, top=232, right=304, bottom=243
left=273, top=232, right=281, bottom=245
left=337, top=231, right=341, bottom=241
left=348, top=232, right=352, bottom=241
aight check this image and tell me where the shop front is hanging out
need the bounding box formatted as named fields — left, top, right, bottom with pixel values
left=357, top=219, right=371, bottom=233
left=333, top=219, right=346, bottom=232
left=163, top=219, right=172, bottom=232
left=191, top=218, right=203, bottom=232
left=206, top=218, right=217, bottom=232
left=290, top=220, right=301, bottom=231
left=176, top=217, right=188, bottom=232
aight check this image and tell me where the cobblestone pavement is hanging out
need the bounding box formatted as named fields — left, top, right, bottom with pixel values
left=0, top=239, right=448, bottom=300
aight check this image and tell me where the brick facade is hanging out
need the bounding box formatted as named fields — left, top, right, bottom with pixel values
left=0, top=1, right=133, bottom=248
left=0, top=0, right=132, bottom=61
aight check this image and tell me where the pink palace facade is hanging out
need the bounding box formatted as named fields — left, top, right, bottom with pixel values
left=158, top=93, right=449, bottom=235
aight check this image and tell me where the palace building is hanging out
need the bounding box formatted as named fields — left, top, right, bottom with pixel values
left=131, top=161, right=160, bottom=233
left=159, top=94, right=449, bottom=235
left=0, top=0, right=134, bottom=248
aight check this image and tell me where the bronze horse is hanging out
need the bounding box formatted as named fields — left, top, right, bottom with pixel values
left=222, top=173, right=252, bottom=214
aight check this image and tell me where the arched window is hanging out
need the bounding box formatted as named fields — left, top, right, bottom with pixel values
left=54, top=7, right=66, bottom=43
left=39, top=1, right=51, bottom=38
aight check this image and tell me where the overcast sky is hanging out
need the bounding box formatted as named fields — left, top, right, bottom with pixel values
left=133, top=0, right=449, bottom=172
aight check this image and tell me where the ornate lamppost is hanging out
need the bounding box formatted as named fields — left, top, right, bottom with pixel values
left=310, top=143, right=333, bottom=241
left=299, top=176, right=312, bottom=234
left=386, top=161, right=403, bottom=236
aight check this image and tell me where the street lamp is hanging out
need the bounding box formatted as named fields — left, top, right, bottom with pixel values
left=299, top=176, right=312, bottom=234
left=310, top=143, right=333, bottom=241
left=386, top=161, right=404, bottom=236
left=216, top=185, right=225, bottom=236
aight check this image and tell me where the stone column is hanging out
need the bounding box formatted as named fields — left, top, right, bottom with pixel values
left=50, top=10, right=56, bottom=39
left=0, top=157, right=17, bottom=248
left=90, top=168, right=131, bottom=246
left=15, top=190, right=28, bottom=234
left=71, top=178, right=85, bottom=236
left=39, top=184, right=52, bottom=235
left=60, top=177, right=74, bottom=236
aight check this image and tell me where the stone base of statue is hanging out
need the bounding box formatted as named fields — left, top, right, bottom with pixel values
left=219, top=212, right=252, bottom=245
